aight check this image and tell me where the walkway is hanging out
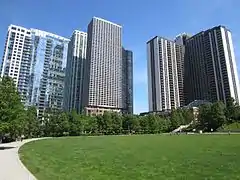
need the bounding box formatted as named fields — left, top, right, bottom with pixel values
left=0, top=138, right=42, bottom=180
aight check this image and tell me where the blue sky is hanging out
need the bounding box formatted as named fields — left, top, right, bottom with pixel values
left=0, top=0, right=240, bottom=114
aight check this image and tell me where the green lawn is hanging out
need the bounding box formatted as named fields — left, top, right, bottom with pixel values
left=19, top=135, right=240, bottom=180
left=217, top=122, right=240, bottom=132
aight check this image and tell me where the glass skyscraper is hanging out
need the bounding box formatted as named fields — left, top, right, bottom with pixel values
left=122, top=48, right=133, bottom=114
left=1, top=25, right=69, bottom=119
left=28, top=29, right=69, bottom=118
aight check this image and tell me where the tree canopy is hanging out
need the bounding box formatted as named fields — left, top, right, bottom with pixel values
left=1, top=76, right=240, bottom=141
left=0, top=76, right=40, bottom=140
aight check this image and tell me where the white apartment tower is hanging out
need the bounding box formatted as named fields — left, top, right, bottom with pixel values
left=147, top=36, right=184, bottom=112
left=0, top=25, right=32, bottom=104
left=83, top=17, right=123, bottom=115
left=63, top=30, right=87, bottom=113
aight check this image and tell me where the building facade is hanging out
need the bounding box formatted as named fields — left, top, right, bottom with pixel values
left=28, top=29, right=69, bottom=118
left=175, top=33, right=191, bottom=46
left=122, top=48, right=133, bottom=114
left=147, top=36, right=184, bottom=112
left=174, top=33, right=191, bottom=107
left=83, top=17, right=123, bottom=115
left=0, top=25, right=32, bottom=104
left=63, top=30, right=87, bottom=113
left=184, top=26, right=240, bottom=105
left=0, top=25, right=69, bottom=119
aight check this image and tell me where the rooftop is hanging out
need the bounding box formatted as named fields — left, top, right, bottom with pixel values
left=93, top=17, right=122, bottom=28
left=9, top=24, right=29, bottom=31
left=31, top=29, right=70, bottom=42
left=147, top=36, right=179, bottom=44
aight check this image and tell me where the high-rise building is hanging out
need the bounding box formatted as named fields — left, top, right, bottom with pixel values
left=63, top=30, right=87, bottom=113
left=0, top=25, right=69, bottom=118
left=28, top=29, right=69, bottom=118
left=83, top=17, right=123, bottom=115
left=184, top=26, right=240, bottom=105
left=174, top=33, right=191, bottom=107
left=147, top=36, right=184, bottom=112
left=122, top=48, right=133, bottom=114
left=175, top=33, right=191, bottom=46
left=0, top=25, right=32, bottom=104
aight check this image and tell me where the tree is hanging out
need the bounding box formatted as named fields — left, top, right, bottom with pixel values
left=182, top=109, right=194, bottom=124
left=86, top=116, right=98, bottom=134
left=0, top=122, right=9, bottom=136
left=77, top=114, right=87, bottom=135
left=112, top=112, right=123, bottom=134
left=170, top=110, right=184, bottom=130
left=198, top=104, right=212, bottom=130
left=131, top=115, right=141, bottom=133
left=96, top=115, right=105, bottom=134
left=68, top=110, right=81, bottom=136
left=147, top=114, right=159, bottom=134
left=123, top=114, right=140, bottom=134
left=198, top=102, right=226, bottom=131
left=236, top=106, right=240, bottom=122
left=226, top=97, right=239, bottom=123
left=42, top=109, right=69, bottom=137
left=24, top=106, right=40, bottom=138
left=103, top=112, right=113, bottom=134
left=139, top=116, right=149, bottom=134
left=42, top=108, right=56, bottom=136
left=0, top=76, right=26, bottom=139
left=58, top=112, right=70, bottom=136
left=209, top=101, right=226, bottom=130
left=122, top=114, right=131, bottom=133
left=158, top=117, right=171, bottom=133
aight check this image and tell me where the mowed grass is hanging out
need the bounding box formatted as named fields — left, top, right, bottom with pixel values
left=19, top=135, right=240, bottom=180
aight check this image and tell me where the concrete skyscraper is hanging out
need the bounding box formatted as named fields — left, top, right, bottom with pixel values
left=83, top=17, right=125, bottom=115
left=175, top=33, right=191, bottom=46
left=0, top=24, right=69, bottom=119
left=0, top=25, right=32, bottom=104
left=147, top=36, right=185, bottom=112
left=63, top=30, right=87, bottom=113
left=174, top=33, right=191, bottom=106
left=184, top=26, right=240, bottom=105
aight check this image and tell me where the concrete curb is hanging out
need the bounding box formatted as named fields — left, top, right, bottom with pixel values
left=17, top=138, right=41, bottom=180
left=17, top=138, right=52, bottom=180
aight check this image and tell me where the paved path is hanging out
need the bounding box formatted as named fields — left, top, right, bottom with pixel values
left=0, top=138, right=44, bottom=180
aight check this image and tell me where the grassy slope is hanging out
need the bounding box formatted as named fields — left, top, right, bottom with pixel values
left=19, top=135, right=240, bottom=180
left=218, top=122, right=240, bottom=131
